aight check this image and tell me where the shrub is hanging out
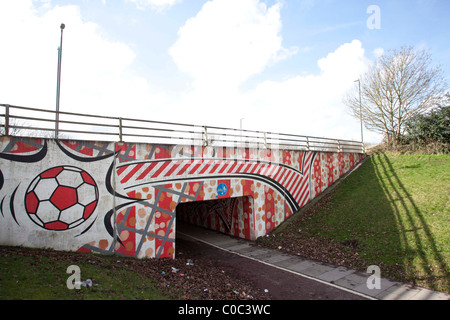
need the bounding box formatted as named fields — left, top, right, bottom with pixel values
left=402, top=94, right=450, bottom=154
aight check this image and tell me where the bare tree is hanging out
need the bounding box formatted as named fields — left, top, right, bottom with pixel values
left=1, top=116, right=69, bottom=139
left=344, top=46, right=447, bottom=145
left=0, top=117, right=28, bottom=136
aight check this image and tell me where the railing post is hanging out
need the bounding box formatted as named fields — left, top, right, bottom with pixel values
left=264, top=132, right=268, bottom=149
left=306, top=136, right=310, bottom=151
left=119, top=118, right=123, bottom=142
left=203, top=126, right=208, bottom=146
left=338, top=140, right=342, bottom=153
left=4, top=105, right=9, bottom=136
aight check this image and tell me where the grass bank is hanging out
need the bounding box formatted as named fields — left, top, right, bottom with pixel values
left=0, top=242, right=270, bottom=300
left=258, top=153, right=450, bottom=293
left=0, top=246, right=174, bottom=300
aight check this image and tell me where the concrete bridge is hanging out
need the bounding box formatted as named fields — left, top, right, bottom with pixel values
left=0, top=104, right=364, bottom=259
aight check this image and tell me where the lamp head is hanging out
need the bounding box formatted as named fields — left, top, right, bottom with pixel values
left=60, top=23, right=65, bottom=30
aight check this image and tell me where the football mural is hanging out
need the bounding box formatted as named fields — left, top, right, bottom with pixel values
left=0, top=136, right=364, bottom=259
left=25, top=166, right=99, bottom=231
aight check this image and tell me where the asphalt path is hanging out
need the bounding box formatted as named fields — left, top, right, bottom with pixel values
left=176, top=228, right=368, bottom=301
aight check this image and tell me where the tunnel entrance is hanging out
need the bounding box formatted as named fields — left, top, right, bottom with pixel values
left=175, top=196, right=254, bottom=241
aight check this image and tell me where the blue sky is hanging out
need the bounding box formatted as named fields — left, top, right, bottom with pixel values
left=1, top=0, right=449, bottom=144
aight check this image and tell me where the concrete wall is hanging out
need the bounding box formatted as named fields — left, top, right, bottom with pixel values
left=0, top=136, right=364, bottom=259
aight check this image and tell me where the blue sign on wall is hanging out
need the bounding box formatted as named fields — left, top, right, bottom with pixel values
left=217, top=183, right=228, bottom=196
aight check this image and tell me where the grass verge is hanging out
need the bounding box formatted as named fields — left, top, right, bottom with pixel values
left=0, top=246, right=178, bottom=300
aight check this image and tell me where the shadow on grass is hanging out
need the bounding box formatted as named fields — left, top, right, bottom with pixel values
left=372, top=153, right=449, bottom=291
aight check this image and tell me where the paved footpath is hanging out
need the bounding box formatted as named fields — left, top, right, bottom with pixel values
left=178, top=223, right=449, bottom=300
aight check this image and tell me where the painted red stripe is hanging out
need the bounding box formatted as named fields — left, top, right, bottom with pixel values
left=250, top=162, right=261, bottom=174
left=151, top=161, right=171, bottom=178
left=299, top=189, right=310, bottom=208
left=121, top=163, right=144, bottom=184
left=280, top=170, right=292, bottom=188
left=256, top=163, right=266, bottom=174
left=177, top=161, right=194, bottom=176
left=292, top=179, right=306, bottom=202
left=303, top=163, right=311, bottom=175
left=303, top=152, right=314, bottom=171
left=284, top=170, right=296, bottom=188
left=294, top=155, right=313, bottom=200
left=264, top=163, right=277, bottom=177
left=117, top=165, right=129, bottom=176
left=188, top=161, right=203, bottom=175
left=226, top=161, right=239, bottom=173
left=278, top=167, right=289, bottom=182
left=292, top=176, right=306, bottom=200
left=235, top=162, right=246, bottom=173
left=269, top=164, right=282, bottom=177
left=218, top=161, right=231, bottom=174
left=298, top=182, right=309, bottom=205
left=164, top=160, right=183, bottom=177
left=273, top=167, right=286, bottom=182
left=243, top=162, right=253, bottom=173
left=286, top=174, right=301, bottom=195
left=199, top=160, right=214, bottom=175
left=209, top=161, right=221, bottom=174
left=136, top=162, right=159, bottom=181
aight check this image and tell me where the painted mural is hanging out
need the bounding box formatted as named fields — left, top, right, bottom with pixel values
left=0, top=136, right=364, bottom=259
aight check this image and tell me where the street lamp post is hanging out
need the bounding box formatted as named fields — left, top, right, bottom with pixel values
left=240, top=118, right=244, bottom=144
left=55, top=23, right=65, bottom=139
left=354, top=79, right=364, bottom=151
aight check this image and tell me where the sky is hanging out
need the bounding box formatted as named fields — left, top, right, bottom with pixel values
left=0, top=0, right=449, bottom=144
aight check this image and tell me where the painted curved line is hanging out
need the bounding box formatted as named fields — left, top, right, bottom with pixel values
left=103, top=201, right=137, bottom=247
left=209, top=198, right=238, bottom=233
left=0, top=140, right=47, bottom=163
left=75, top=216, right=97, bottom=237
left=104, top=208, right=116, bottom=242
left=0, top=195, right=5, bottom=217
left=10, top=185, right=20, bottom=226
left=148, top=173, right=300, bottom=213
left=56, top=140, right=116, bottom=162
left=105, top=160, right=137, bottom=200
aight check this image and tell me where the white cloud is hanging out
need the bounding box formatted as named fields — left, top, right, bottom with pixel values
left=169, top=35, right=381, bottom=143
left=0, top=0, right=166, bottom=119
left=240, top=40, right=382, bottom=143
left=373, top=47, right=384, bottom=58
left=126, top=0, right=182, bottom=11
left=169, top=0, right=297, bottom=91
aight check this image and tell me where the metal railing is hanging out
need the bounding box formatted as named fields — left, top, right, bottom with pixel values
left=0, top=103, right=364, bottom=153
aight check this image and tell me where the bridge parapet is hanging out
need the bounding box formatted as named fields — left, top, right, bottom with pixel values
left=0, top=104, right=364, bottom=153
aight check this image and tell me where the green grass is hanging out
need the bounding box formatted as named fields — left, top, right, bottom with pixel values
left=262, top=153, right=450, bottom=293
left=0, top=247, right=175, bottom=300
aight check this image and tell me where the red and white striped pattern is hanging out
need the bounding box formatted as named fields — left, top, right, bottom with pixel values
left=116, top=152, right=316, bottom=207
left=291, top=151, right=314, bottom=208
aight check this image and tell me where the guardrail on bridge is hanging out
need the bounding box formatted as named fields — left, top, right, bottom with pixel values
left=0, top=103, right=364, bottom=153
